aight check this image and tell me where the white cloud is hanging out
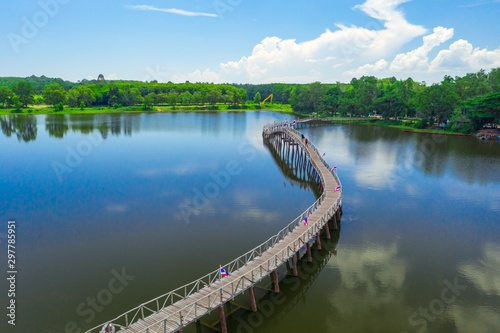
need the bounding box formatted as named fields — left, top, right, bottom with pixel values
left=169, top=0, right=500, bottom=83
left=174, top=0, right=426, bottom=83
left=345, top=59, right=389, bottom=77
left=430, top=39, right=500, bottom=72
left=126, top=5, right=217, bottom=18
left=106, top=73, right=119, bottom=80
left=390, top=27, right=454, bottom=71
left=106, top=204, right=128, bottom=213
left=172, top=69, right=221, bottom=83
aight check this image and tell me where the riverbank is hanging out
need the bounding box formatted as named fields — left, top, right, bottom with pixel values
left=0, top=103, right=294, bottom=116
left=355, top=119, right=476, bottom=135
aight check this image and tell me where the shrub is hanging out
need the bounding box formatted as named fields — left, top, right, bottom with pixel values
left=54, top=102, right=64, bottom=112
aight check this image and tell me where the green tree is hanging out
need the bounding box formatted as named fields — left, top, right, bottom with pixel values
left=67, top=86, right=96, bottom=107
left=43, top=83, right=67, bottom=108
left=192, top=91, right=203, bottom=105
left=0, top=87, right=14, bottom=108
left=351, top=76, right=380, bottom=116
left=416, top=83, right=459, bottom=125
left=372, top=89, right=405, bottom=119
left=143, top=95, right=154, bottom=110
left=253, top=92, right=261, bottom=104
left=180, top=91, right=192, bottom=105
left=207, top=88, right=221, bottom=105
left=309, top=82, right=325, bottom=112
left=168, top=93, right=178, bottom=108
left=488, top=68, right=500, bottom=92
left=13, top=81, right=34, bottom=107
left=319, top=85, right=342, bottom=115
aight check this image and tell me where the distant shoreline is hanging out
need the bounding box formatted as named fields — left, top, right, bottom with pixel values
left=0, top=105, right=295, bottom=116
left=403, top=129, right=472, bottom=136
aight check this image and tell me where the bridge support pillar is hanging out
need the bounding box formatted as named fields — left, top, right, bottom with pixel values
left=306, top=243, right=312, bottom=262
left=272, top=270, right=280, bottom=293
left=219, top=306, right=228, bottom=333
left=249, top=286, right=257, bottom=312
left=316, top=232, right=322, bottom=250
left=325, top=224, right=331, bottom=239
left=333, top=215, right=338, bottom=230
left=340, top=205, right=343, bottom=216
left=291, top=255, right=298, bottom=276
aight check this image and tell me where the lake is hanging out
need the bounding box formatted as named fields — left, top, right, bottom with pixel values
left=0, top=112, right=498, bottom=333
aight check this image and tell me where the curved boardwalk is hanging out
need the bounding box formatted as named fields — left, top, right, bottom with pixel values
left=87, top=120, right=343, bottom=333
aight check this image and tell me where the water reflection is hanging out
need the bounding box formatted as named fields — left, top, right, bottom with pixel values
left=44, top=114, right=140, bottom=139
left=45, top=114, right=69, bottom=138
left=230, top=229, right=341, bottom=333
left=263, top=138, right=320, bottom=196
left=326, top=242, right=409, bottom=332
left=310, top=124, right=500, bottom=189
left=0, top=115, right=37, bottom=142
left=449, top=243, right=500, bottom=333
left=449, top=305, right=500, bottom=333
left=459, top=243, right=500, bottom=296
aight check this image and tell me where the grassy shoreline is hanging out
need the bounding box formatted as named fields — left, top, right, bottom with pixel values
left=353, top=120, right=477, bottom=135
left=0, top=104, right=295, bottom=116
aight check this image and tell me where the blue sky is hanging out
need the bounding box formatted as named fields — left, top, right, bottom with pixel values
left=1, top=0, right=499, bottom=83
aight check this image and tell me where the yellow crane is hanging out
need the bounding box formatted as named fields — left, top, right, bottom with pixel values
left=260, top=94, right=273, bottom=105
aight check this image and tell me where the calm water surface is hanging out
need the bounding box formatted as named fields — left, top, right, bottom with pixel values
left=0, top=112, right=498, bottom=333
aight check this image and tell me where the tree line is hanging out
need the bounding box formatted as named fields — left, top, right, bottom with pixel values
left=0, top=78, right=248, bottom=111
left=1, top=69, right=498, bottom=133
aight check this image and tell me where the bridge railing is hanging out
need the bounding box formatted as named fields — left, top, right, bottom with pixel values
left=86, top=119, right=342, bottom=333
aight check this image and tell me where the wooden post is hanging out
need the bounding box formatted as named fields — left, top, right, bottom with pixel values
left=291, top=254, right=298, bottom=276
left=219, top=306, right=228, bottom=333
left=325, top=224, right=331, bottom=239
left=333, top=215, right=338, bottom=230
left=316, top=232, right=322, bottom=250
left=306, top=243, right=312, bottom=262
left=248, top=287, right=257, bottom=312
left=272, top=270, right=280, bottom=293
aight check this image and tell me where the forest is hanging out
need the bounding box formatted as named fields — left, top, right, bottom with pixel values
left=0, top=75, right=248, bottom=111
left=0, top=68, right=498, bottom=134
left=236, top=68, right=500, bottom=133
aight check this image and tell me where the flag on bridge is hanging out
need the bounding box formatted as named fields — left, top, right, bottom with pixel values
left=220, top=266, right=229, bottom=277
left=292, top=120, right=296, bottom=126
left=303, top=215, right=309, bottom=226
left=309, top=135, right=312, bottom=139
left=322, top=153, right=326, bottom=157
left=331, top=165, right=337, bottom=171
left=333, top=186, right=341, bottom=192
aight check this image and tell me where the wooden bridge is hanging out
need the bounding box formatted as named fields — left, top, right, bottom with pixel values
left=293, top=116, right=366, bottom=129
left=87, top=119, right=343, bottom=333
